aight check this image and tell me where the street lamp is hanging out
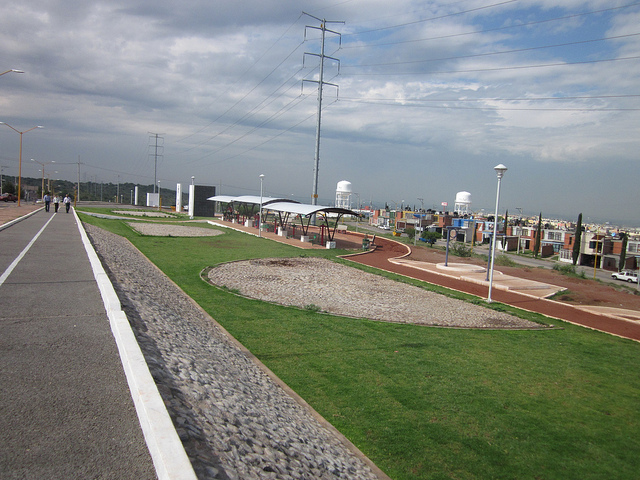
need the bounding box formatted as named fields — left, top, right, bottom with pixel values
left=1, top=123, right=43, bottom=206
left=0, top=69, right=24, bottom=76
left=259, top=174, right=265, bottom=238
left=31, top=158, right=54, bottom=200
left=487, top=163, right=507, bottom=303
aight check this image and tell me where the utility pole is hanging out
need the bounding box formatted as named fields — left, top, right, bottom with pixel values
left=148, top=133, right=164, bottom=192
left=302, top=12, right=343, bottom=223
left=77, top=156, right=82, bottom=203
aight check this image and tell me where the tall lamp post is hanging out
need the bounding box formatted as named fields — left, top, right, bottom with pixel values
left=1, top=123, right=43, bottom=206
left=487, top=164, right=507, bottom=303
left=259, top=174, right=265, bottom=238
left=31, top=158, right=54, bottom=200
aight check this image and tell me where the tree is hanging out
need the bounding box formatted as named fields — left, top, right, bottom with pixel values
left=2, top=179, right=16, bottom=195
left=572, top=213, right=582, bottom=265
left=405, top=227, right=416, bottom=241
left=534, top=212, right=542, bottom=259
left=421, top=231, right=442, bottom=246
left=619, top=233, right=628, bottom=272
left=502, top=209, right=509, bottom=249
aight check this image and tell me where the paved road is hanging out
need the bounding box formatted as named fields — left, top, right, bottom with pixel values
left=0, top=208, right=158, bottom=479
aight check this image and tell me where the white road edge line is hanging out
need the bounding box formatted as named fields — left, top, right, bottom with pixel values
left=73, top=209, right=197, bottom=480
left=0, top=213, right=55, bottom=287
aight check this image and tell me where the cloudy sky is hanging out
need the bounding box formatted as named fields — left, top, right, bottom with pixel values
left=1, top=0, right=639, bottom=225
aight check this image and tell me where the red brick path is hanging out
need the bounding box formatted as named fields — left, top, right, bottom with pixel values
left=346, top=236, right=640, bottom=342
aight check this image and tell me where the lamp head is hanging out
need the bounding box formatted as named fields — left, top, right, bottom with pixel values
left=494, top=164, right=507, bottom=179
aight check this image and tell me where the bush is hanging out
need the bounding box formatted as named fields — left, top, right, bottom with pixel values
left=494, top=255, right=517, bottom=267
left=552, top=263, right=586, bottom=279
left=450, top=242, right=472, bottom=257
left=553, top=263, right=576, bottom=275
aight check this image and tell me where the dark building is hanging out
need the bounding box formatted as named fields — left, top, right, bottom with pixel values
left=193, top=185, right=216, bottom=217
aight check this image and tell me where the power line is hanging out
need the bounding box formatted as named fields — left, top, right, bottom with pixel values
left=341, top=0, right=518, bottom=38
left=341, top=1, right=640, bottom=47
left=344, top=54, right=640, bottom=76
left=338, top=97, right=640, bottom=112
left=342, top=32, right=640, bottom=69
left=182, top=89, right=314, bottom=166
left=175, top=13, right=306, bottom=144
left=179, top=64, right=307, bottom=156
left=208, top=98, right=338, bottom=167
left=341, top=94, right=640, bottom=102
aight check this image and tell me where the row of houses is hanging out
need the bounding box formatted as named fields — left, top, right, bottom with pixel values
left=369, top=209, right=640, bottom=272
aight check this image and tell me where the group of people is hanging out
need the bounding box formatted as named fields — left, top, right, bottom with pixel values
left=43, top=193, right=72, bottom=213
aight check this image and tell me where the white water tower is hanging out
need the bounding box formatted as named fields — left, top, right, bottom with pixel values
left=335, top=180, right=352, bottom=209
left=454, top=191, right=472, bottom=215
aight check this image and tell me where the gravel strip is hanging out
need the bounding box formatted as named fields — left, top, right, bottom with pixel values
left=113, top=210, right=176, bottom=218
left=207, top=257, right=542, bottom=329
left=127, top=222, right=224, bottom=237
left=85, top=224, right=381, bottom=480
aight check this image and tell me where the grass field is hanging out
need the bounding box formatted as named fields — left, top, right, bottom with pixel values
left=79, top=210, right=640, bottom=480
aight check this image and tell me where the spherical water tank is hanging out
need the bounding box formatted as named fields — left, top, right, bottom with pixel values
left=336, top=180, right=352, bottom=193
left=455, top=191, right=472, bottom=204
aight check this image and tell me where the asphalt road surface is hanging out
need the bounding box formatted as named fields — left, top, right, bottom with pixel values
left=0, top=208, right=157, bottom=479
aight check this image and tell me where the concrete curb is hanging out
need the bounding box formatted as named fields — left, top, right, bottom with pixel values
left=74, top=209, right=197, bottom=480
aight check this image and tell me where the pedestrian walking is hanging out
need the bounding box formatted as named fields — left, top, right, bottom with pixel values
left=44, top=193, right=51, bottom=212
left=53, top=195, right=60, bottom=213
left=63, top=194, right=71, bottom=213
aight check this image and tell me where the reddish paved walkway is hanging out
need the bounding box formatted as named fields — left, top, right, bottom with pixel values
left=0, top=203, right=42, bottom=227
left=346, top=236, right=640, bottom=342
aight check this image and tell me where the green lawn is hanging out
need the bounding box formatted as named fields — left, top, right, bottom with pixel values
left=79, top=212, right=640, bottom=480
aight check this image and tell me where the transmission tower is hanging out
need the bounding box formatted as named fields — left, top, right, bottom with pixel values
left=148, top=132, right=164, bottom=192
left=302, top=12, right=343, bottom=219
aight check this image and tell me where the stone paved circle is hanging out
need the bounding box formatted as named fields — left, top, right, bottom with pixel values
left=207, top=257, right=543, bottom=329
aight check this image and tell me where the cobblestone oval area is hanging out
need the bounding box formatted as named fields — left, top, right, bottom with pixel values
left=207, top=257, right=543, bottom=329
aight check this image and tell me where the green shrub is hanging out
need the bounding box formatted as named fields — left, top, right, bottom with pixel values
left=494, top=254, right=517, bottom=267
left=450, top=242, right=472, bottom=257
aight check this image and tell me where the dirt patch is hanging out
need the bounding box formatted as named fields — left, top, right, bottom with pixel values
left=407, top=245, right=640, bottom=311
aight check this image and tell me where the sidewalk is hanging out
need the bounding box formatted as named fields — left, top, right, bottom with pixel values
left=0, top=208, right=194, bottom=479
left=390, top=258, right=567, bottom=299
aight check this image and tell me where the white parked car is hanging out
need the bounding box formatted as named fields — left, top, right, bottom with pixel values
left=611, top=270, right=638, bottom=283
left=378, top=225, right=390, bottom=230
